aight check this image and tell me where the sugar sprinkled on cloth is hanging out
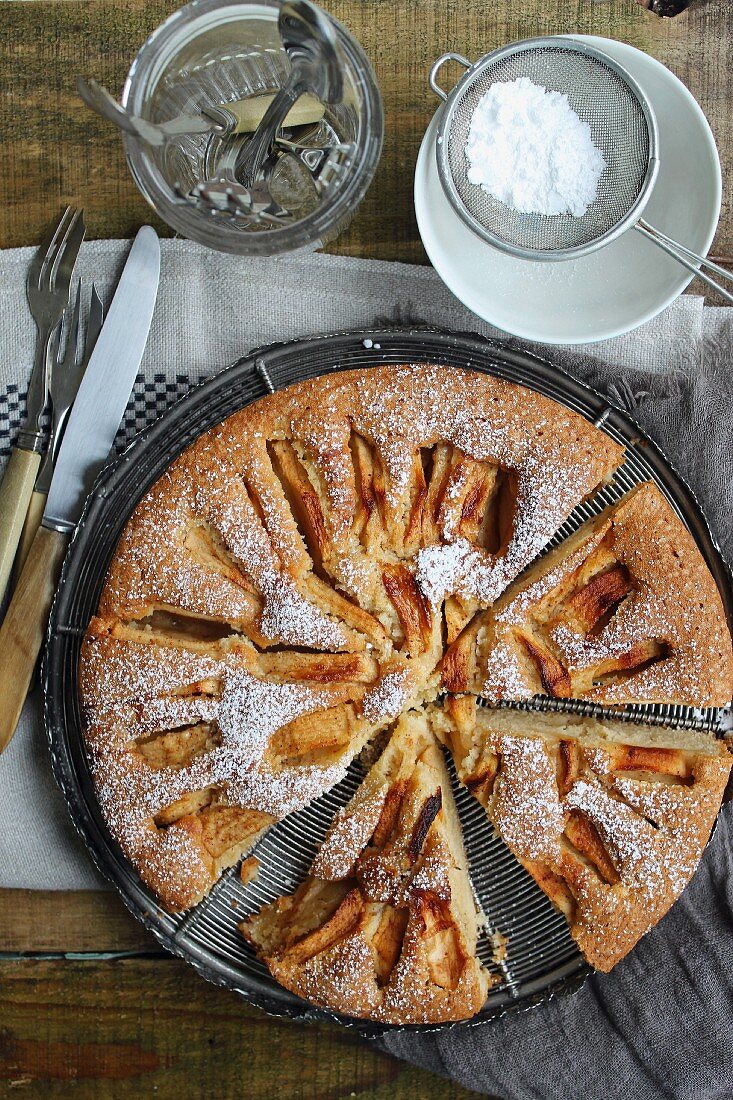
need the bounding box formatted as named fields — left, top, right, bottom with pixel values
left=465, top=77, right=606, bottom=218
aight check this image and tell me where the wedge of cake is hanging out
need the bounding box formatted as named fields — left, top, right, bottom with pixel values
left=433, top=696, right=732, bottom=971
left=442, top=482, right=733, bottom=707
left=241, top=710, right=495, bottom=1023
left=80, top=623, right=393, bottom=911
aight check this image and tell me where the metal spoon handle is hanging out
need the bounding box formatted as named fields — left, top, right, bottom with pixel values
left=635, top=219, right=733, bottom=305
left=234, top=84, right=302, bottom=187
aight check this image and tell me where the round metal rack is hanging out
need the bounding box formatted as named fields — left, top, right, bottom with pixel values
left=44, top=327, right=733, bottom=1036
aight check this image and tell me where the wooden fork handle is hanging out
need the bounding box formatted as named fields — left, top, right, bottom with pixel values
left=13, top=488, right=47, bottom=583
left=0, top=447, right=41, bottom=607
left=0, top=524, right=67, bottom=754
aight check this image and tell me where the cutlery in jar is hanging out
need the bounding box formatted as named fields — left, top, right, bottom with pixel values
left=187, top=0, right=345, bottom=218
left=76, top=76, right=325, bottom=147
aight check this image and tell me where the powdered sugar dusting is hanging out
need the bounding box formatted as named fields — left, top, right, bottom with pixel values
left=493, top=735, right=565, bottom=861
left=481, top=638, right=534, bottom=700
left=216, top=668, right=333, bottom=766
left=415, top=539, right=476, bottom=607
left=88, top=666, right=363, bottom=900
left=259, top=581, right=348, bottom=650
left=225, top=756, right=356, bottom=820
left=565, top=780, right=666, bottom=899
left=361, top=667, right=414, bottom=723
left=312, top=791, right=386, bottom=880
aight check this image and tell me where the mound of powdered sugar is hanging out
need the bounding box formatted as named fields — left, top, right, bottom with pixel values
left=465, top=76, right=606, bottom=218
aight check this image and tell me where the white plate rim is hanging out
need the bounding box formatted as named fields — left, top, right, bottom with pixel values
left=414, top=35, right=723, bottom=345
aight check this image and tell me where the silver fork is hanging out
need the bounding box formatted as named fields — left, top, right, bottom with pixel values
left=21, top=208, right=85, bottom=452
left=13, top=282, right=104, bottom=579
left=182, top=143, right=292, bottom=225
left=0, top=208, right=85, bottom=607
left=180, top=134, right=354, bottom=222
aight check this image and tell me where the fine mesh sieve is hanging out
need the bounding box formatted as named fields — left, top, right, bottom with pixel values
left=431, top=38, right=659, bottom=260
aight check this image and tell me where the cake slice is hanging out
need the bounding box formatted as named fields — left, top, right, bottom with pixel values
left=433, top=696, right=732, bottom=971
left=80, top=626, right=396, bottom=912
left=240, top=709, right=495, bottom=1023
left=442, top=482, right=733, bottom=708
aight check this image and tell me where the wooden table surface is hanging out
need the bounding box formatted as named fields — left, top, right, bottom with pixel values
left=1, top=1, right=732, bottom=1097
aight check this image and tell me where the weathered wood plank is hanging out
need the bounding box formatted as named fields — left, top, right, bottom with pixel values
left=0, top=957, right=488, bottom=1099
left=0, top=0, right=731, bottom=267
left=0, top=890, right=156, bottom=955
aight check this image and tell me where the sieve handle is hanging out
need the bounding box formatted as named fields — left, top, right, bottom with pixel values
left=636, top=220, right=733, bottom=306
left=429, top=53, right=471, bottom=101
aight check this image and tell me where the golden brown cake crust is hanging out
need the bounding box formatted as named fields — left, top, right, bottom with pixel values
left=435, top=697, right=732, bottom=972
left=454, top=482, right=733, bottom=707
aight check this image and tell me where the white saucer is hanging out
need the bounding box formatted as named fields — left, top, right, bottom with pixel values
left=414, top=35, right=721, bottom=344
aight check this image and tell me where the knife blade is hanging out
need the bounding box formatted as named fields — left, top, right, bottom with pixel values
left=45, top=226, right=160, bottom=531
left=0, top=226, right=160, bottom=754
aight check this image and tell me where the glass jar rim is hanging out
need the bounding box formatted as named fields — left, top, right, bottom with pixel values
left=121, top=0, right=383, bottom=255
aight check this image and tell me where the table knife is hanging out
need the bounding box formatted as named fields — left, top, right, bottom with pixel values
left=0, top=226, right=160, bottom=754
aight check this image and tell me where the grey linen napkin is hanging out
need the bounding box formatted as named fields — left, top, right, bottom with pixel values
left=0, top=238, right=731, bottom=1098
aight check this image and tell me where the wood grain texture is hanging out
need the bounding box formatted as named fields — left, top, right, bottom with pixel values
left=0, top=890, right=156, bottom=954
left=0, top=524, right=67, bottom=754
left=0, top=0, right=731, bottom=270
left=0, top=447, right=41, bottom=607
left=0, top=957, right=489, bottom=1099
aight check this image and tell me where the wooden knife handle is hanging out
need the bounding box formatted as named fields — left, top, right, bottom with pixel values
left=13, top=488, right=47, bottom=584
left=0, top=447, right=41, bottom=607
left=0, top=524, right=67, bottom=754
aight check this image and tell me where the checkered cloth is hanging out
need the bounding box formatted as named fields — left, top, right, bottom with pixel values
left=1, top=238, right=732, bottom=1100
left=0, top=374, right=201, bottom=460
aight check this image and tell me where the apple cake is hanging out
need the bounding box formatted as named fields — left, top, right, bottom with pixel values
left=241, top=709, right=495, bottom=1023
left=79, top=362, right=733, bottom=1022
left=434, top=695, right=732, bottom=971
left=442, top=481, right=733, bottom=705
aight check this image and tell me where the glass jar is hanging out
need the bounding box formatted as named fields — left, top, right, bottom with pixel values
left=121, top=0, right=383, bottom=255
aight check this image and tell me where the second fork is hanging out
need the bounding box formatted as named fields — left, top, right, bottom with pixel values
left=12, top=281, right=104, bottom=579
left=0, top=208, right=85, bottom=608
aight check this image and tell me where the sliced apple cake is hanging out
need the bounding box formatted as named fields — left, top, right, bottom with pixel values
left=434, top=696, right=732, bottom=971
left=442, top=481, right=733, bottom=706
left=241, top=710, right=495, bottom=1023
left=78, top=362, right=733, bottom=1021
left=80, top=363, right=624, bottom=911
